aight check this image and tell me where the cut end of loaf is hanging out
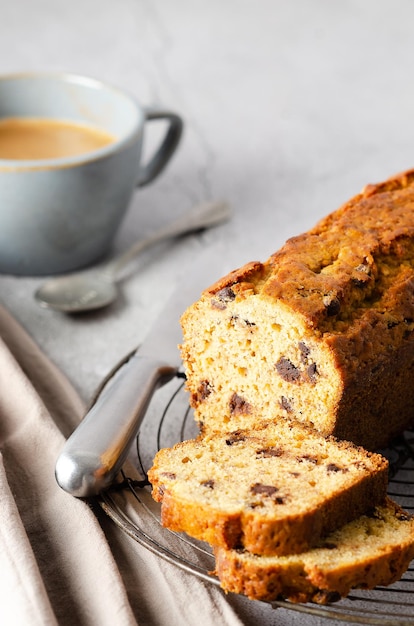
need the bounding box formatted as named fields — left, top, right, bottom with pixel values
left=180, top=291, right=342, bottom=436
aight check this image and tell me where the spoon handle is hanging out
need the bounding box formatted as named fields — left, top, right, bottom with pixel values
left=105, top=200, right=231, bottom=279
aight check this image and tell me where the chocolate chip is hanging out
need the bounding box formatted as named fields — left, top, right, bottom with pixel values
left=322, top=542, right=338, bottom=550
left=211, top=299, right=227, bottom=310
left=326, top=463, right=340, bottom=472
left=326, top=463, right=348, bottom=473
left=201, top=479, right=215, bottom=489
left=225, top=430, right=247, bottom=445
left=231, top=315, right=256, bottom=328
left=211, top=286, right=236, bottom=308
left=298, top=341, right=310, bottom=363
left=250, top=483, right=279, bottom=497
left=306, top=363, right=318, bottom=383
left=297, top=455, right=318, bottom=464
left=275, top=357, right=301, bottom=383
left=195, top=380, right=213, bottom=402
left=229, top=393, right=252, bottom=415
left=216, top=286, right=236, bottom=302
left=323, top=295, right=341, bottom=316
left=256, top=447, right=284, bottom=458
left=279, top=396, right=293, bottom=412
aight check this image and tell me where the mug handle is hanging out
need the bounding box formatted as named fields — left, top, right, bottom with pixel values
left=137, top=109, right=184, bottom=187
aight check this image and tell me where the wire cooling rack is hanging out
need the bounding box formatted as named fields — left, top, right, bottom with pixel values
left=99, top=372, right=414, bottom=625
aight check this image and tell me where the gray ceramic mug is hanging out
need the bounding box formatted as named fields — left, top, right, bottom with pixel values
left=0, top=73, right=183, bottom=275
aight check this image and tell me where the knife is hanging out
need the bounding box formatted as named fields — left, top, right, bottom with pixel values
left=55, top=246, right=228, bottom=497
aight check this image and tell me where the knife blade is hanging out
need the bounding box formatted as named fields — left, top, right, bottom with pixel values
left=55, top=246, right=228, bottom=497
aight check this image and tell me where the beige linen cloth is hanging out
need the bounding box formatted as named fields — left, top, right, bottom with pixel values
left=0, top=304, right=255, bottom=626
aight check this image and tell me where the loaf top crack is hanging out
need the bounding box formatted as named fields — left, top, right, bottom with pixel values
left=207, top=169, right=414, bottom=334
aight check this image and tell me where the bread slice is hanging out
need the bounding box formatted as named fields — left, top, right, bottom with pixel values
left=148, top=420, right=388, bottom=556
left=180, top=169, right=414, bottom=450
left=214, top=497, right=414, bottom=604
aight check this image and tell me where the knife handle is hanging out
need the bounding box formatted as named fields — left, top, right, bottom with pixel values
left=55, top=354, right=177, bottom=497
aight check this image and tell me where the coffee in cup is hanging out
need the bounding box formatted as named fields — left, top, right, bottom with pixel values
left=0, top=72, right=183, bottom=275
left=0, top=117, right=116, bottom=160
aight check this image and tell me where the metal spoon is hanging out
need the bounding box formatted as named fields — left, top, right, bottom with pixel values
left=34, top=200, right=231, bottom=313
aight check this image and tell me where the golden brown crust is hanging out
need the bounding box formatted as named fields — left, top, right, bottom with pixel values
left=180, top=168, right=414, bottom=449
left=205, top=261, right=265, bottom=299
left=213, top=498, right=414, bottom=604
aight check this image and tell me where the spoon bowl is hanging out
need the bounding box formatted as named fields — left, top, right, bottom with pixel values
left=34, top=200, right=231, bottom=313
left=36, top=272, right=118, bottom=313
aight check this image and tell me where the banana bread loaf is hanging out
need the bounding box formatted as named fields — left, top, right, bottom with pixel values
left=214, top=497, right=414, bottom=604
left=148, top=420, right=388, bottom=556
left=180, top=169, right=414, bottom=450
